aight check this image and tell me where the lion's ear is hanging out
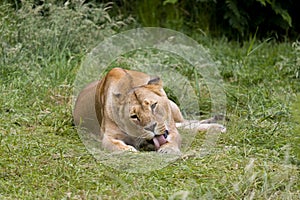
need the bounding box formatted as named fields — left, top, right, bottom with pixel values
left=147, top=77, right=162, bottom=86
left=146, top=76, right=166, bottom=96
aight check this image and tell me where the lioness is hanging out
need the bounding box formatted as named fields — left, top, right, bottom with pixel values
left=73, top=68, right=225, bottom=154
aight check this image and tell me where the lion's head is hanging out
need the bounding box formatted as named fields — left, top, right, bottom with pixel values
left=112, top=76, right=172, bottom=146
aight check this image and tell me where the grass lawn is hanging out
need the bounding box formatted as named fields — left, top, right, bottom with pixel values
left=1, top=3, right=300, bottom=199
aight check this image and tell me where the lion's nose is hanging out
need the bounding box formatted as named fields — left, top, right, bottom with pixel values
left=144, top=122, right=157, bottom=132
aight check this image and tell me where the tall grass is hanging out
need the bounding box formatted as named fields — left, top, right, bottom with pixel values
left=0, top=2, right=131, bottom=70
left=0, top=2, right=299, bottom=199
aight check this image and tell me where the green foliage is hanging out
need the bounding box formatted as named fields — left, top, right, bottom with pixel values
left=257, top=0, right=292, bottom=27
left=0, top=1, right=131, bottom=68
left=291, top=94, right=300, bottom=163
left=102, top=0, right=297, bottom=40
left=1, top=1, right=300, bottom=199
left=3, top=0, right=298, bottom=39
left=224, top=0, right=249, bottom=37
left=136, top=0, right=183, bottom=30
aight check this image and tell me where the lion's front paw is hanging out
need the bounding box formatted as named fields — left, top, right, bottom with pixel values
left=123, top=145, right=138, bottom=152
left=209, top=124, right=226, bottom=133
left=157, top=143, right=181, bottom=155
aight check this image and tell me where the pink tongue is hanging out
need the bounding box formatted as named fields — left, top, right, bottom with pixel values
left=153, top=135, right=167, bottom=150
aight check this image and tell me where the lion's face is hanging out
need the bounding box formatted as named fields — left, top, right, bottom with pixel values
left=113, top=85, right=172, bottom=141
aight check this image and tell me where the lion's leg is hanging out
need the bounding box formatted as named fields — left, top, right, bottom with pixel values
left=158, top=135, right=181, bottom=154
left=169, top=100, right=184, bottom=123
left=156, top=123, right=182, bottom=154
left=169, top=100, right=226, bottom=133
left=176, top=118, right=226, bottom=133
left=102, top=134, right=138, bottom=152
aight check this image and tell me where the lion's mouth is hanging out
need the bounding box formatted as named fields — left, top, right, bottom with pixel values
left=153, top=130, right=168, bottom=150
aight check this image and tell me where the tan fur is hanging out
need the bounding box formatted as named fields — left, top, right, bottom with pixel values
left=73, top=68, right=225, bottom=154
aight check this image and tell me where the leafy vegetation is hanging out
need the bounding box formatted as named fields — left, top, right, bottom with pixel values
left=1, top=1, right=299, bottom=199
left=99, top=0, right=299, bottom=40
left=4, top=0, right=300, bottom=39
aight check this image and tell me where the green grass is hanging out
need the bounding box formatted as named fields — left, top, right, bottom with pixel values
left=1, top=2, right=300, bottom=199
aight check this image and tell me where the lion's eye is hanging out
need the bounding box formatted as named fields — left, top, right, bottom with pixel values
left=130, top=114, right=139, bottom=121
left=151, top=102, right=157, bottom=110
